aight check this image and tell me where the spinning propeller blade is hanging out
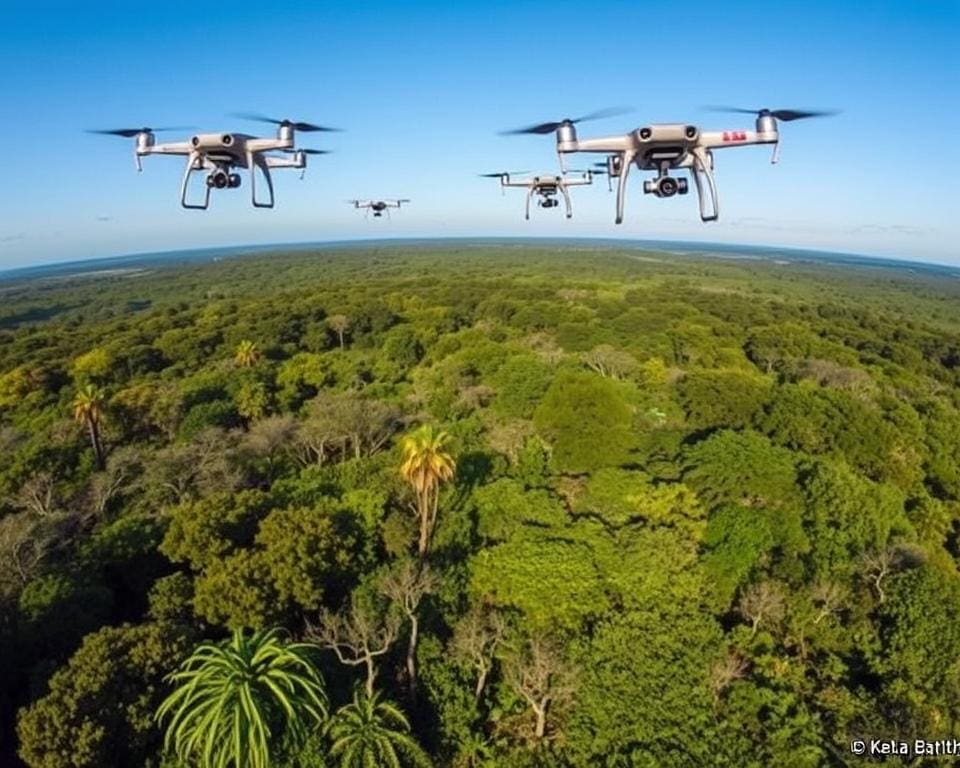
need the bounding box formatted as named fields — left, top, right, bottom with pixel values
left=231, top=113, right=341, bottom=132
left=704, top=106, right=838, bottom=121
left=86, top=126, right=194, bottom=137
left=499, top=106, right=633, bottom=135
left=479, top=171, right=529, bottom=177
left=284, top=148, right=332, bottom=155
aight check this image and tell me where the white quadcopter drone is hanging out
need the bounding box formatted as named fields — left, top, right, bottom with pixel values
left=349, top=199, right=410, bottom=219
left=502, top=106, right=836, bottom=223
left=88, top=114, right=336, bottom=209
left=481, top=170, right=599, bottom=220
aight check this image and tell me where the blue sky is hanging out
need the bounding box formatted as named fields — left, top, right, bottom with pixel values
left=0, top=0, right=957, bottom=268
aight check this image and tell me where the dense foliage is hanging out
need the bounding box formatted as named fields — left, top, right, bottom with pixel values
left=2, top=243, right=960, bottom=766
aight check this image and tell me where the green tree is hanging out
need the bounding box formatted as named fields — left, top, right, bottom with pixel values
left=17, top=622, right=193, bottom=768
left=73, top=383, right=106, bottom=469
left=156, top=628, right=327, bottom=768
left=533, top=371, right=635, bottom=474
left=399, top=425, right=456, bottom=558
left=234, top=339, right=261, bottom=368
left=325, top=689, right=431, bottom=768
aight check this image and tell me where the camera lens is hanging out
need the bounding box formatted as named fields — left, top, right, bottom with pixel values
left=659, top=178, right=678, bottom=197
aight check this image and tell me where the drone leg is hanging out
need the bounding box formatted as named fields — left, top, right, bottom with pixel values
left=248, top=153, right=275, bottom=208
left=560, top=185, right=573, bottom=219
left=524, top=187, right=534, bottom=221
left=179, top=153, right=210, bottom=210
left=691, top=149, right=719, bottom=222
left=615, top=150, right=635, bottom=224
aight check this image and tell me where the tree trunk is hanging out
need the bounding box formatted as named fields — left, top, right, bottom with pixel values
left=337, top=331, right=344, bottom=349
left=417, top=490, right=430, bottom=558
left=407, top=615, right=419, bottom=701
left=534, top=703, right=547, bottom=740
left=364, top=657, right=376, bottom=699
left=87, top=418, right=104, bottom=470
left=474, top=663, right=489, bottom=702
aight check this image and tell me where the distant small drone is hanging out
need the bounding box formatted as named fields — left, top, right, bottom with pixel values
left=480, top=170, right=599, bottom=220
left=349, top=199, right=410, bottom=219
left=501, top=105, right=836, bottom=223
left=88, top=114, right=336, bottom=210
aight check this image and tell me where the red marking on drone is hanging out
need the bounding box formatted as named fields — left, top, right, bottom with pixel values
left=722, top=131, right=748, bottom=142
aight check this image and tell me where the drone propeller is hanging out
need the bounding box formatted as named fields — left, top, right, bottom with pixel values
left=479, top=171, right=528, bottom=177
left=567, top=168, right=605, bottom=175
left=231, top=113, right=340, bottom=132
left=283, top=148, right=332, bottom=155
left=704, top=106, right=838, bottom=122
left=499, top=106, right=633, bottom=136
left=86, top=126, right=194, bottom=137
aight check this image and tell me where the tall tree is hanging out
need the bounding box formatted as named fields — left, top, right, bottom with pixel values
left=326, top=689, right=431, bottom=768
left=73, top=383, right=106, bottom=470
left=328, top=314, right=351, bottom=350
left=307, top=597, right=401, bottom=698
left=379, top=560, right=439, bottom=700
left=451, top=605, right=507, bottom=702
left=234, top=339, right=261, bottom=368
left=503, top=633, right=575, bottom=742
left=399, top=425, right=456, bottom=558
left=156, top=628, right=327, bottom=768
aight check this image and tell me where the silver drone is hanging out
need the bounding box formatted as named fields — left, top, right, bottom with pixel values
left=480, top=170, right=599, bottom=220
left=88, top=114, right=336, bottom=209
left=502, top=106, right=836, bottom=223
left=349, top=199, right=410, bottom=219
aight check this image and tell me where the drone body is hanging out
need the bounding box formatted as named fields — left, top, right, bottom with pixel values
left=502, top=107, right=834, bottom=224
left=350, top=199, right=410, bottom=219
left=481, top=171, right=597, bottom=220
left=89, top=115, right=334, bottom=210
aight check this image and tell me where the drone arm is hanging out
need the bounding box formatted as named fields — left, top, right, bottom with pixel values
left=699, top=129, right=778, bottom=151
left=146, top=141, right=193, bottom=155
left=248, top=152, right=275, bottom=209
left=179, top=152, right=210, bottom=210
left=690, top=148, right=719, bottom=222
left=614, top=150, right=635, bottom=225
left=559, top=184, right=573, bottom=219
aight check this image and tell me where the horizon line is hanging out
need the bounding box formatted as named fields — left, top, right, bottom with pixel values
left=2, top=236, right=958, bottom=282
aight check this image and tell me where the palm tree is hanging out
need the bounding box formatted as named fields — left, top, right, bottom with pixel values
left=235, top=339, right=260, bottom=367
left=328, top=314, right=350, bottom=350
left=399, top=425, right=456, bottom=558
left=156, top=628, right=327, bottom=768
left=72, top=383, right=106, bottom=469
left=326, top=689, right=431, bottom=768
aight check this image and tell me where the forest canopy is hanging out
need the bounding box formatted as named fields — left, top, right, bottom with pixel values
left=2, top=243, right=960, bottom=767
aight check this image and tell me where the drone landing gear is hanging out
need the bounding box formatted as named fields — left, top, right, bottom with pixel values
left=248, top=153, right=275, bottom=209
left=180, top=156, right=245, bottom=210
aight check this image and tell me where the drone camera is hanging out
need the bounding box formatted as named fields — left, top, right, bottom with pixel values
left=206, top=170, right=236, bottom=189
left=644, top=176, right=689, bottom=198
left=684, top=125, right=699, bottom=139
left=221, top=134, right=233, bottom=146
left=639, top=127, right=653, bottom=140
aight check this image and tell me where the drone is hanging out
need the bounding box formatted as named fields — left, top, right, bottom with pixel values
left=501, top=106, right=836, bottom=223
left=480, top=170, right=599, bottom=220
left=349, top=199, right=410, bottom=218
left=88, top=114, right=336, bottom=210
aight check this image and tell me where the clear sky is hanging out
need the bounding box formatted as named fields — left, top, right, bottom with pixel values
left=0, top=0, right=957, bottom=268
